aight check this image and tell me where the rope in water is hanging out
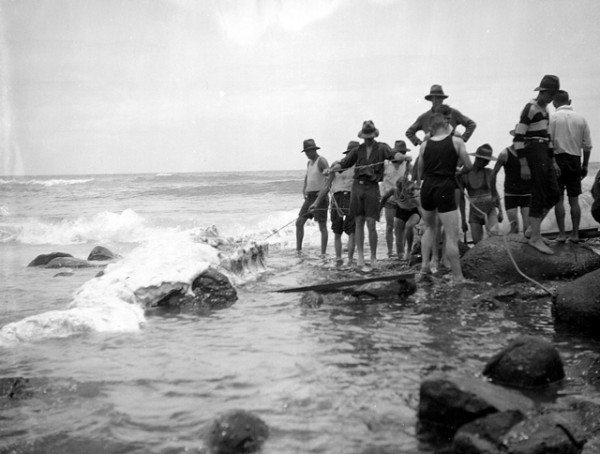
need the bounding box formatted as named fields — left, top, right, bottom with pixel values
left=456, top=175, right=553, bottom=295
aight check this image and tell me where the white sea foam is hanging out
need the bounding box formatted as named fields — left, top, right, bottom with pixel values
left=0, top=233, right=221, bottom=345
left=0, top=177, right=94, bottom=186
left=3, top=209, right=166, bottom=245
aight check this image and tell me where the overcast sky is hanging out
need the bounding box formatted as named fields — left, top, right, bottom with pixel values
left=1, top=0, right=599, bottom=176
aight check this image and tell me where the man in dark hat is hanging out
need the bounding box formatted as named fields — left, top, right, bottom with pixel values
left=513, top=75, right=561, bottom=254
left=328, top=121, right=406, bottom=270
left=310, top=140, right=358, bottom=266
left=549, top=90, right=593, bottom=243
left=405, top=84, right=477, bottom=147
left=296, top=138, right=329, bottom=256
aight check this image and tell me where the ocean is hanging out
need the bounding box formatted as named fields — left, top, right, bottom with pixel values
left=1, top=167, right=600, bottom=453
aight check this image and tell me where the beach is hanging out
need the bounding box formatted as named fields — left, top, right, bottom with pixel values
left=1, top=168, right=600, bottom=453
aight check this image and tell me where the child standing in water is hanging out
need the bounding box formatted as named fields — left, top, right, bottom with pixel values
left=459, top=144, right=502, bottom=244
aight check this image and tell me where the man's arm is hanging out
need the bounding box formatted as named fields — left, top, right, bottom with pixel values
left=310, top=172, right=335, bottom=210
left=406, top=115, right=425, bottom=146
left=581, top=119, right=593, bottom=178
left=452, top=108, right=477, bottom=143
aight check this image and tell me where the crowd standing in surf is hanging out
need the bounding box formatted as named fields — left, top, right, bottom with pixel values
left=296, top=75, right=595, bottom=283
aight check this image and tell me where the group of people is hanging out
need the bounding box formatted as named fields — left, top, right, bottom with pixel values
left=296, top=75, right=595, bottom=282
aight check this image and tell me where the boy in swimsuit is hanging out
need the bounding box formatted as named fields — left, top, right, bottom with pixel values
left=380, top=172, right=422, bottom=260
left=459, top=144, right=501, bottom=244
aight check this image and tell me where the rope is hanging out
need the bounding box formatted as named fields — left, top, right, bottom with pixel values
left=262, top=208, right=328, bottom=241
left=456, top=174, right=553, bottom=295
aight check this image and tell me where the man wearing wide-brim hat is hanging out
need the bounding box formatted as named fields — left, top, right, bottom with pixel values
left=327, top=120, right=407, bottom=270
left=296, top=138, right=329, bottom=256
left=405, top=84, right=477, bottom=147
left=513, top=74, right=562, bottom=255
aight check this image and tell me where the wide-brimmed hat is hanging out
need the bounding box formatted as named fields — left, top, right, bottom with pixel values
left=424, top=84, right=448, bottom=100
left=301, top=138, right=320, bottom=153
left=343, top=140, right=360, bottom=154
left=470, top=143, right=496, bottom=161
left=393, top=140, right=410, bottom=153
left=358, top=120, right=379, bottom=139
left=534, top=75, right=560, bottom=92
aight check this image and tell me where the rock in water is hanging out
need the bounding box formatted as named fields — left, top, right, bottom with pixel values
left=462, top=234, right=600, bottom=283
left=204, top=409, right=269, bottom=454
left=483, top=335, right=565, bottom=389
left=87, top=246, right=120, bottom=261
left=553, top=267, right=600, bottom=336
left=28, top=252, right=73, bottom=267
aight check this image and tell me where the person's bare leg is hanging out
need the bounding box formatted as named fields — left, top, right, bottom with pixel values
left=385, top=207, right=395, bottom=257
left=438, top=209, right=465, bottom=282
left=347, top=233, right=355, bottom=263
left=395, top=218, right=405, bottom=258
left=355, top=216, right=366, bottom=267
left=554, top=195, right=567, bottom=241
left=366, top=217, right=378, bottom=268
left=470, top=223, right=484, bottom=244
left=521, top=206, right=530, bottom=236
left=507, top=208, right=519, bottom=233
left=568, top=196, right=581, bottom=242
left=334, top=233, right=343, bottom=261
left=295, top=217, right=307, bottom=253
left=420, top=210, right=437, bottom=274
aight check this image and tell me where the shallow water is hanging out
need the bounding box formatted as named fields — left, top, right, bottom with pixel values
left=2, top=170, right=600, bottom=453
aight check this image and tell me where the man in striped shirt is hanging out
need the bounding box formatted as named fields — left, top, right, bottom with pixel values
left=513, top=75, right=561, bottom=255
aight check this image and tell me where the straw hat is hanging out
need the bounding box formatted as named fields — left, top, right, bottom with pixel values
left=470, top=143, right=496, bottom=161
left=357, top=120, right=379, bottom=139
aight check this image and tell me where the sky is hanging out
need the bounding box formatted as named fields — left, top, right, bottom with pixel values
left=1, top=0, right=600, bottom=176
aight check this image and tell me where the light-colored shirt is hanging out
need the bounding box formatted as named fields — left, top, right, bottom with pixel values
left=330, top=165, right=354, bottom=193
left=549, top=105, right=592, bottom=157
left=305, top=155, right=329, bottom=192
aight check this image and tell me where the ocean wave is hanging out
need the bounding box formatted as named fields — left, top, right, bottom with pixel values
left=0, top=234, right=221, bottom=345
left=0, top=209, right=166, bottom=245
left=0, top=177, right=95, bottom=187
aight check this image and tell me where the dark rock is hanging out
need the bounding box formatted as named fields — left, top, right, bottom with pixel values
left=452, top=410, right=525, bottom=454
left=417, top=374, right=534, bottom=437
left=145, top=267, right=237, bottom=315
left=567, top=351, right=600, bottom=386
left=45, top=257, right=96, bottom=268
left=553, top=268, right=600, bottom=335
left=53, top=271, right=75, bottom=277
left=483, top=335, right=565, bottom=389
left=583, top=434, right=600, bottom=454
left=502, top=413, right=587, bottom=454
left=0, top=377, right=30, bottom=399
left=87, top=245, right=120, bottom=261
left=204, top=409, right=269, bottom=454
left=28, top=252, right=73, bottom=267
left=462, top=235, right=600, bottom=284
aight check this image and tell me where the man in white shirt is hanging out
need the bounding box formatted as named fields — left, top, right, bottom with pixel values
left=549, top=90, right=593, bottom=243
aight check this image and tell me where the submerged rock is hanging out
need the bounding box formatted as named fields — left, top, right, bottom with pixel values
left=28, top=252, right=73, bottom=267
left=87, top=245, right=120, bottom=261
left=483, top=335, right=565, bottom=389
left=204, top=409, right=269, bottom=454
left=417, top=374, right=534, bottom=437
left=45, top=257, right=97, bottom=268
left=502, top=413, right=587, bottom=454
left=553, top=268, right=600, bottom=336
left=452, top=410, right=525, bottom=454
left=462, top=234, right=600, bottom=284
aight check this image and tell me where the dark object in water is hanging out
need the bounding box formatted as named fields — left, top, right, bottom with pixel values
left=275, top=272, right=415, bottom=293
left=27, top=252, right=73, bottom=267
left=204, top=409, right=269, bottom=454
left=87, top=245, right=120, bottom=261
left=483, top=335, right=565, bottom=389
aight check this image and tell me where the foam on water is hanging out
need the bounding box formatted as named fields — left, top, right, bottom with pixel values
left=0, top=233, right=222, bottom=345
left=0, top=177, right=95, bottom=186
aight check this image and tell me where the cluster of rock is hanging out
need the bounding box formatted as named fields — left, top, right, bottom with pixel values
left=462, top=235, right=600, bottom=338
left=418, top=335, right=600, bottom=453
left=27, top=246, right=120, bottom=269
